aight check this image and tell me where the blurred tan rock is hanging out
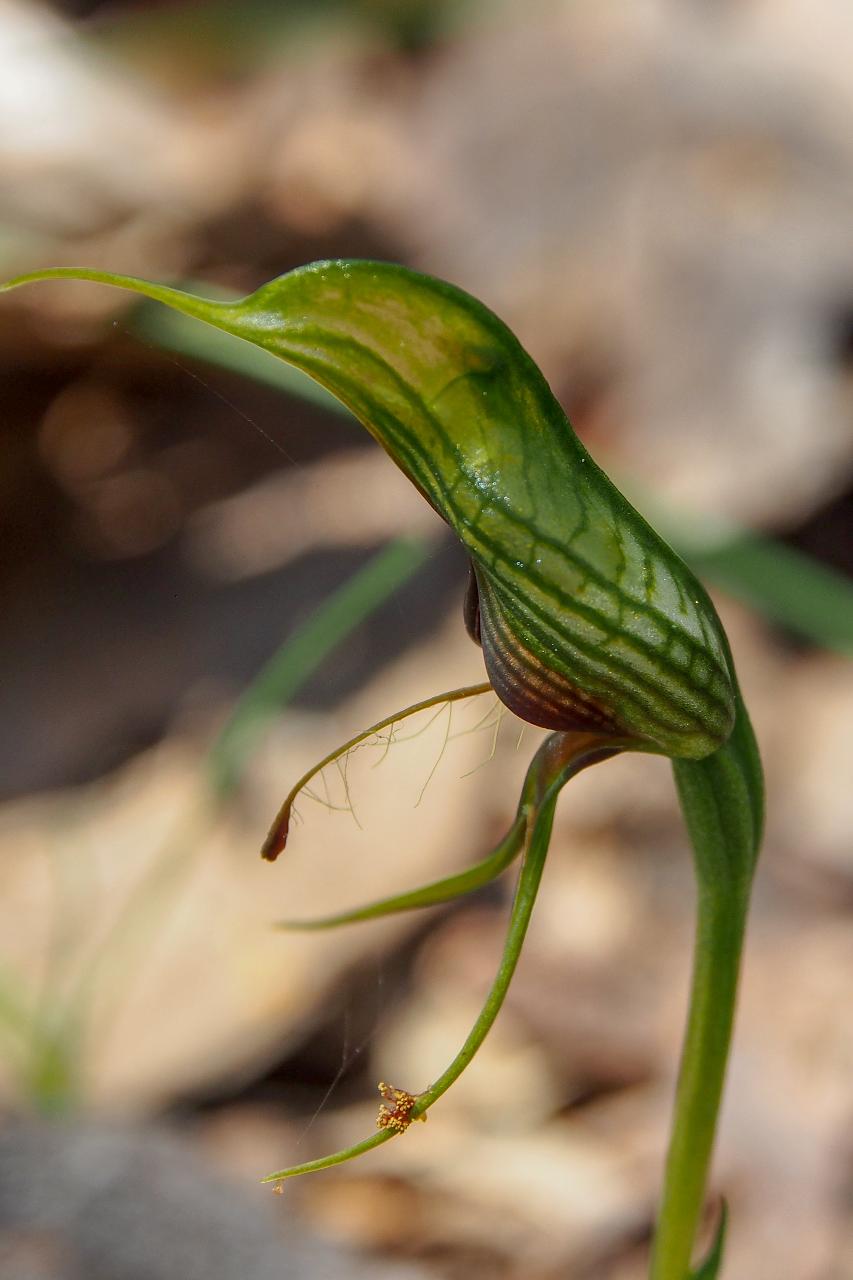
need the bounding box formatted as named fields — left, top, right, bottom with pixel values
left=393, top=1, right=853, bottom=526
left=764, top=653, right=853, bottom=883
left=0, top=0, right=240, bottom=328
left=185, top=448, right=444, bottom=581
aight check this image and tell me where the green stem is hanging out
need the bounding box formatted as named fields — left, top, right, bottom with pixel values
left=650, top=690, right=762, bottom=1278
left=648, top=886, right=748, bottom=1280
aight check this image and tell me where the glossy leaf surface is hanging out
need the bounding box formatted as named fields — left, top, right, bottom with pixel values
left=3, top=262, right=735, bottom=759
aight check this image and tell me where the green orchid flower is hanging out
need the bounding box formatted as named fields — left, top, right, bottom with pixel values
left=1, top=260, right=763, bottom=1279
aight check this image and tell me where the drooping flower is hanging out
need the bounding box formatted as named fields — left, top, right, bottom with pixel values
left=1, top=262, right=761, bottom=1275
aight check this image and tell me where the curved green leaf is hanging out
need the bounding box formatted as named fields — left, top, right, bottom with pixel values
left=2, top=262, right=734, bottom=759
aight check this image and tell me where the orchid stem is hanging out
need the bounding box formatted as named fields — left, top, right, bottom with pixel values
left=649, top=882, right=748, bottom=1279
left=650, top=702, right=761, bottom=1279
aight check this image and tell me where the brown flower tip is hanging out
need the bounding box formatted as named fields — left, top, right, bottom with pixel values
left=261, top=806, right=292, bottom=862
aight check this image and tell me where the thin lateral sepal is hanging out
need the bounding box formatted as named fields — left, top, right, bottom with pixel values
left=261, top=730, right=622, bottom=1186
left=274, top=813, right=527, bottom=930
left=261, top=682, right=492, bottom=860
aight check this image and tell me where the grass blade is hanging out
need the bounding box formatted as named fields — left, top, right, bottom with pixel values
left=208, top=535, right=431, bottom=795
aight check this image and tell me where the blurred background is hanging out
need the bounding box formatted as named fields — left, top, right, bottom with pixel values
left=1, top=1, right=852, bottom=1277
